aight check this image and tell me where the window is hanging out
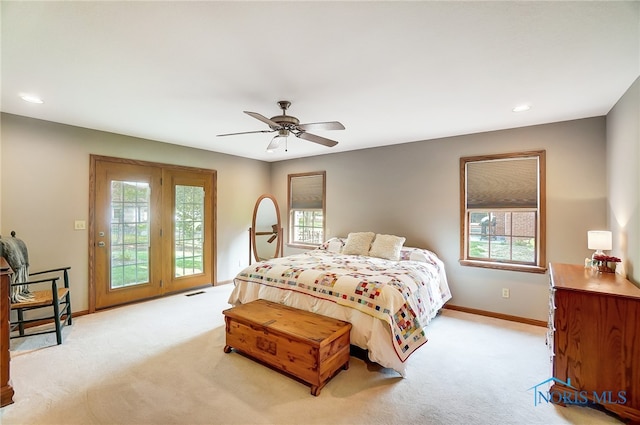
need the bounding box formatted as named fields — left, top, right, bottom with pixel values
left=174, top=185, right=205, bottom=277
left=460, top=151, right=546, bottom=273
left=110, top=180, right=151, bottom=287
left=288, top=171, right=326, bottom=247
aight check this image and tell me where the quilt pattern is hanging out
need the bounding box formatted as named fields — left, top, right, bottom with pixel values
left=234, top=250, right=451, bottom=363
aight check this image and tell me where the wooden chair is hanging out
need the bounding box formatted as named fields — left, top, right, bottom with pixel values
left=0, top=232, right=72, bottom=345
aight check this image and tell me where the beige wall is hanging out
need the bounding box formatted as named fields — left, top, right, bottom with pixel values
left=0, top=113, right=270, bottom=312
left=607, top=76, right=640, bottom=284
left=1, top=111, right=622, bottom=322
left=271, top=117, right=608, bottom=322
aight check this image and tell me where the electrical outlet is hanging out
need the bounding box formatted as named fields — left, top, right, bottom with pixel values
left=502, top=288, right=510, bottom=298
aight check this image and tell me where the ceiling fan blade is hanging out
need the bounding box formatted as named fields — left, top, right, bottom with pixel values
left=244, top=111, right=281, bottom=128
left=217, top=129, right=274, bottom=137
left=297, top=121, right=345, bottom=131
left=296, top=132, right=339, bottom=147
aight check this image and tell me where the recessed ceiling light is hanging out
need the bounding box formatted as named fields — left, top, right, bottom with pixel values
left=19, top=94, right=44, bottom=104
left=512, top=104, right=530, bottom=112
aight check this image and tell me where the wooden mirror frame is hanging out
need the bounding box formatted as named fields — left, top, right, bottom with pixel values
left=251, top=194, right=282, bottom=263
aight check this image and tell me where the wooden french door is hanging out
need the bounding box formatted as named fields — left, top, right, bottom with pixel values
left=90, top=156, right=215, bottom=311
left=161, top=169, right=214, bottom=292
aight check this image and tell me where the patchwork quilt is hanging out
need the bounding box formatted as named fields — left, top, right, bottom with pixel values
left=233, top=249, right=451, bottom=363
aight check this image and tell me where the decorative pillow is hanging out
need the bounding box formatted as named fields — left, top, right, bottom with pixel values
left=400, top=247, right=437, bottom=265
left=318, top=237, right=346, bottom=253
left=409, top=249, right=430, bottom=263
left=342, top=232, right=376, bottom=256
left=369, top=234, right=406, bottom=261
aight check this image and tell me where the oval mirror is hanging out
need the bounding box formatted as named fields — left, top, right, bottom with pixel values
left=251, top=194, right=282, bottom=263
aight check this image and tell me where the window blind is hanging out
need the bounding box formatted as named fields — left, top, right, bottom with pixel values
left=466, top=157, right=538, bottom=208
left=290, top=174, right=323, bottom=209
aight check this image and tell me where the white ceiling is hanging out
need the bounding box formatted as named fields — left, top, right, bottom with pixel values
left=2, top=1, right=639, bottom=162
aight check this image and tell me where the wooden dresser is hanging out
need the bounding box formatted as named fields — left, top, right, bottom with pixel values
left=1, top=258, right=15, bottom=407
left=548, top=263, right=640, bottom=423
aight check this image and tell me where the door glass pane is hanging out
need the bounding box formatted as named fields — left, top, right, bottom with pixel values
left=175, top=185, right=204, bottom=277
left=110, top=180, right=150, bottom=288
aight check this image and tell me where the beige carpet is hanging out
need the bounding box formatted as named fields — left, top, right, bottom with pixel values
left=0, top=284, right=624, bottom=425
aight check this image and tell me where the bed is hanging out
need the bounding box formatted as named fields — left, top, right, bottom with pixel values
left=228, top=232, right=452, bottom=376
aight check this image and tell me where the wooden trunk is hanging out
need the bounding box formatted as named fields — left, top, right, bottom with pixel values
left=223, top=299, right=351, bottom=396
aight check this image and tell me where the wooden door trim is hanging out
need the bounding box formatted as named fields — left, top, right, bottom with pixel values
left=89, top=155, right=217, bottom=313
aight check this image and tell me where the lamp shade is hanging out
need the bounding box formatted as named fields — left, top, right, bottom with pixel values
left=587, top=231, right=612, bottom=250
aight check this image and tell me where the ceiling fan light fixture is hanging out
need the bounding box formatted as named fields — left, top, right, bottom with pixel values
left=266, top=130, right=288, bottom=153
left=266, top=138, right=280, bottom=153
left=219, top=101, right=343, bottom=151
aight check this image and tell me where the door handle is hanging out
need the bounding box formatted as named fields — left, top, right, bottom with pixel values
left=97, top=241, right=106, bottom=247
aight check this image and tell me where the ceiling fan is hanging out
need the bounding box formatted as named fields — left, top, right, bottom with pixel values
left=217, top=101, right=345, bottom=152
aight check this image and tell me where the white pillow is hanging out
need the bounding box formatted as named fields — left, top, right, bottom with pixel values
left=369, top=234, right=406, bottom=261
left=399, top=247, right=438, bottom=264
left=409, top=249, right=430, bottom=263
left=319, top=237, right=346, bottom=253
left=342, top=232, right=376, bottom=256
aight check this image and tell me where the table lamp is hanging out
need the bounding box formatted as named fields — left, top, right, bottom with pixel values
left=587, top=230, right=612, bottom=261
